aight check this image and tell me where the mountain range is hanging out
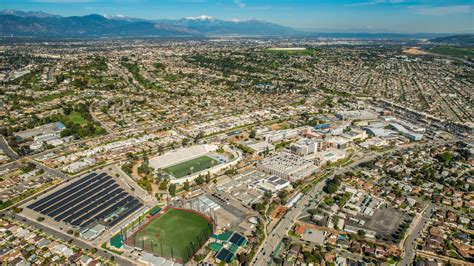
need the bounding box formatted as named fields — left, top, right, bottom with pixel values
left=429, top=35, right=474, bottom=46
left=0, top=10, right=294, bottom=38
left=0, top=10, right=468, bottom=39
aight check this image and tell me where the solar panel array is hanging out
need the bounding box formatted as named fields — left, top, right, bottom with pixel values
left=228, top=233, right=246, bottom=246
left=27, top=172, right=143, bottom=229
left=216, top=248, right=234, bottom=263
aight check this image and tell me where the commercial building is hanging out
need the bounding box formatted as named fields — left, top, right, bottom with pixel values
left=257, top=152, right=317, bottom=181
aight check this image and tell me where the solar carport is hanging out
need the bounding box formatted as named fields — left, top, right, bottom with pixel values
left=27, top=171, right=143, bottom=229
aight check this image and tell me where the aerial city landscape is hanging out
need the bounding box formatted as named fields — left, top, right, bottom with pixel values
left=0, top=0, right=473, bottom=265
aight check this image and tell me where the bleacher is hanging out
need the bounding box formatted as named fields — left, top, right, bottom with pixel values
left=149, top=144, right=217, bottom=169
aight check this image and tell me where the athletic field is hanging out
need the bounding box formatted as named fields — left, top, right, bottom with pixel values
left=163, top=155, right=220, bottom=178
left=132, top=208, right=212, bottom=262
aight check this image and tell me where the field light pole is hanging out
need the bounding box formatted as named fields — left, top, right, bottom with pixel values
left=191, top=241, right=196, bottom=253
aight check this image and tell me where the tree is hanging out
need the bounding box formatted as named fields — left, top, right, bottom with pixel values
left=357, top=230, right=366, bottom=238
left=183, top=180, right=190, bottom=191
left=440, top=152, right=453, bottom=163
left=324, top=177, right=341, bottom=194
left=278, top=190, right=288, bottom=201
left=11, top=206, right=22, bottom=213
left=249, top=129, right=257, bottom=138
left=159, top=180, right=168, bottom=190
left=195, top=131, right=205, bottom=141
left=264, top=190, right=273, bottom=199
left=252, top=202, right=266, bottom=213
left=182, top=138, right=190, bottom=146
left=326, top=183, right=338, bottom=194
left=237, top=252, right=249, bottom=265
left=168, top=183, right=177, bottom=196
left=138, top=162, right=150, bottom=175
left=195, top=175, right=204, bottom=185
left=158, top=145, right=164, bottom=155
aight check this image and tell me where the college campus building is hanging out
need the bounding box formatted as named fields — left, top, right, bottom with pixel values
left=257, top=152, right=317, bottom=181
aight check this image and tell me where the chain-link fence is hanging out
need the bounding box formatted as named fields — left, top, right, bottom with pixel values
left=124, top=206, right=215, bottom=263
left=129, top=224, right=213, bottom=263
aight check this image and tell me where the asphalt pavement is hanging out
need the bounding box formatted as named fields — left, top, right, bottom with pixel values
left=0, top=135, right=19, bottom=159
left=400, top=204, right=435, bottom=266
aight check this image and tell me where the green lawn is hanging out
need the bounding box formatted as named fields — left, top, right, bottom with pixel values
left=133, top=208, right=212, bottom=262
left=163, top=156, right=220, bottom=179
left=67, top=112, right=87, bottom=125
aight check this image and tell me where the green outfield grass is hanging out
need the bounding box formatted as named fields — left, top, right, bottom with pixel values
left=133, top=208, right=212, bottom=262
left=163, top=155, right=220, bottom=178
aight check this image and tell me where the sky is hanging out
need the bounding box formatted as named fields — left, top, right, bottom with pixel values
left=2, top=0, right=473, bottom=33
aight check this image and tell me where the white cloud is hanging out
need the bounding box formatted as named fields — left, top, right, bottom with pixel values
left=234, top=0, right=246, bottom=8
left=345, top=0, right=406, bottom=7
left=411, top=5, right=471, bottom=16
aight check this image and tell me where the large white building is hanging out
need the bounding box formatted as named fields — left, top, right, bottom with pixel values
left=290, top=138, right=325, bottom=156
left=389, top=123, right=424, bottom=141
left=244, top=140, right=275, bottom=154
left=257, top=152, right=317, bottom=181
left=261, top=129, right=298, bottom=143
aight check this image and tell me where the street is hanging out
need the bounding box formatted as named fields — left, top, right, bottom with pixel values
left=252, top=146, right=420, bottom=266
left=10, top=213, right=133, bottom=265
left=400, top=204, right=435, bottom=266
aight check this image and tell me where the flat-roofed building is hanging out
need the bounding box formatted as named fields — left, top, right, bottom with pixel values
left=257, top=152, right=317, bottom=181
left=261, top=129, right=298, bottom=143
left=14, top=122, right=65, bottom=141
left=290, top=138, right=324, bottom=156
left=257, top=175, right=291, bottom=192
left=244, top=140, right=275, bottom=154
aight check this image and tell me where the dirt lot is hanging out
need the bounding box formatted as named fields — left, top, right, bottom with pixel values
left=271, top=205, right=288, bottom=220
left=403, top=47, right=430, bottom=55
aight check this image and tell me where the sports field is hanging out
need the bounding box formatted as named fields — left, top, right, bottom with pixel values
left=163, top=155, right=220, bottom=178
left=132, top=208, right=212, bottom=262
